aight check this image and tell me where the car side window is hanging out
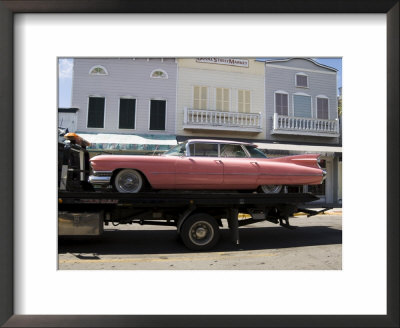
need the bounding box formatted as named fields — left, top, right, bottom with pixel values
left=164, top=143, right=186, bottom=156
left=220, top=144, right=247, bottom=158
left=245, top=146, right=267, bottom=158
left=189, top=143, right=219, bottom=157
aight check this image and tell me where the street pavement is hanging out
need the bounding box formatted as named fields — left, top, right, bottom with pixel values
left=58, top=211, right=342, bottom=270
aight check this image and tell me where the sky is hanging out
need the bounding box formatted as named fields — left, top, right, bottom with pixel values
left=58, top=58, right=342, bottom=108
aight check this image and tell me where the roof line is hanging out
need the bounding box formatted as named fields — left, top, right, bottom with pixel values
left=259, top=57, right=338, bottom=72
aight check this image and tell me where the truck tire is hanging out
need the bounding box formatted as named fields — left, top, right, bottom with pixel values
left=180, top=213, right=220, bottom=251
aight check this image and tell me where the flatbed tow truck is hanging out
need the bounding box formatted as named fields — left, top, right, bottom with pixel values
left=58, top=133, right=328, bottom=251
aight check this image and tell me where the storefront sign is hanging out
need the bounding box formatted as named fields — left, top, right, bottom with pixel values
left=196, top=58, right=249, bottom=67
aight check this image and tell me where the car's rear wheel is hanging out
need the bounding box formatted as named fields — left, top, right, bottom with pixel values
left=259, top=185, right=283, bottom=194
left=114, top=169, right=143, bottom=193
left=180, top=213, right=220, bottom=251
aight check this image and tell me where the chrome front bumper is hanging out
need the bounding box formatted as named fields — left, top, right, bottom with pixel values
left=89, top=171, right=112, bottom=185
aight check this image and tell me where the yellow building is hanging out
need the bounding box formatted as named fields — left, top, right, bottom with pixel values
left=176, top=58, right=266, bottom=140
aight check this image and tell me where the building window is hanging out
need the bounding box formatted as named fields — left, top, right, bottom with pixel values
left=87, top=97, right=105, bottom=128
left=89, top=65, right=108, bottom=75
left=216, top=88, right=230, bottom=112
left=316, top=96, right=329, bottom=119
left=119, top=98, right=136, bottom=129
left=295, top=73, right=308, bottom=88
left=193, top=86, right=208, bottom=110
left=149, top=100, right=166, bottom=130
left=293, top=94, right=312, bottom=118
left=275, top=92, right=289, bottom=116
left=238, top=89, right=250, bottom=113
left=150, top=69, right=168, bottom=79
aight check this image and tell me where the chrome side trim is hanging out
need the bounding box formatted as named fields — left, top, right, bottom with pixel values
left=92, top=170, right=113, bottom=176
left=89, top=175, right=111, bottom=185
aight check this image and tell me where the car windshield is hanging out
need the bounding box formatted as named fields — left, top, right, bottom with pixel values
left=245, top=146, right=267, bottom=158
left=164, top=142, right=187, bottom=156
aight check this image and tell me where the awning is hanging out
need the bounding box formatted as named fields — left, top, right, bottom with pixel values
left=255, top=142, right=342, bottom=156
left=76, top=133, right=177, bottom=151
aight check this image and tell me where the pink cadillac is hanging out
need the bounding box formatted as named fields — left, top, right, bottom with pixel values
left=89, top=139, right=326, bottom=193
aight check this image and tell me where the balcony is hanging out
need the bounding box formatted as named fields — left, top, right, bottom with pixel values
left=183, top=108, right=262, bottom=133
left=271, top=113, right=340, bottom=137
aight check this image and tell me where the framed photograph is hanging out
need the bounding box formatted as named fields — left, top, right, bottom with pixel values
left=1, top=1, right=398, bottom=327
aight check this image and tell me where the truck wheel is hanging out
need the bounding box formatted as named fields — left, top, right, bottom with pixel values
left=180, top=213, right=220, bottom=251
left=259, top=185, right=282, bottom=194
left=114, top=169, right=143, bottom=193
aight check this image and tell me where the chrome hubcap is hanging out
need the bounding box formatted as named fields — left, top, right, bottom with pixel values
left=261, top=185, right=282, bottom=194
left=118, top=173, right=139, bottom=192
left=189, top=221, right=214, bottom=246
left=195, top=227, right=207, bottom=239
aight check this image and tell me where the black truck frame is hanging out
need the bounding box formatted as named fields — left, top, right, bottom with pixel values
left=59, top=191, right=325, bottom=251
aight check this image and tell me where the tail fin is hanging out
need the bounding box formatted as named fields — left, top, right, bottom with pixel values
left=269, top=154, right=321, bottom=169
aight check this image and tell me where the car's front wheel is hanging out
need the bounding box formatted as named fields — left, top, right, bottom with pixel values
left=259, top=185, right=283, bottom=194
left=114, top=169, right=143, bottom=193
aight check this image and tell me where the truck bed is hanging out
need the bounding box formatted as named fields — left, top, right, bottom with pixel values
left=58, top=191, right=319, bottom=208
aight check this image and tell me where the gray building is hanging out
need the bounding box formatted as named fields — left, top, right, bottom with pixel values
left=71, top=58, right=177, bottom=136
left=265, top=58, right=339, bottom=143
left=259, top=58, right=341, bottom=205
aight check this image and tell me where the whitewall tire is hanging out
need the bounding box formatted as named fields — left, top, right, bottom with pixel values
left=260, top=185, right=283, bottom=194
left=114, top=169, right=143, bottom=193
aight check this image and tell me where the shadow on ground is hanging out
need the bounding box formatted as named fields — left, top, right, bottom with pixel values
left=58, top=225, right=342, bottom=256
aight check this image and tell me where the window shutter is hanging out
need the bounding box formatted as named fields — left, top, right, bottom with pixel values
left=119, top=99, right=136, bottom=129
left=317, top=98, right=329, bottom=119
left=244, top=90, right=250, bottom=113
left=216, top=88, right=222, bottom=110
left=223, top=88, right=230, bottom=111
left=275, top=93, right=288, bottom=116
left=87, top=97, right=105, bottom=128
left=194, top=86, right=200, bottom=109
left=194, top=86, right=207, bottom=109
left=238, top=90, right=250, bottom=113
left=201, top=87, right=207, bottom=109
left=238, top=90, right=244, bottom=113
left=150, top=100, right=166, bottom=130
left=296, top=74, right=308, bottom=87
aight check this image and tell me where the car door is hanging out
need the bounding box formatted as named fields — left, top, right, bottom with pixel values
left=219, top=144, right=258, bottom=188
left=175, top=143, right=223, bottom=187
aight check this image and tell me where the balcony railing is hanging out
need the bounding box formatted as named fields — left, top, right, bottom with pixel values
left=183, top=107, right=262, bottom=133
left=272, top=113, right=340, bottom=137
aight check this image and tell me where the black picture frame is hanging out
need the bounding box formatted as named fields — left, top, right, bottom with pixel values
left=0, top=1, right=398, bottom=327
